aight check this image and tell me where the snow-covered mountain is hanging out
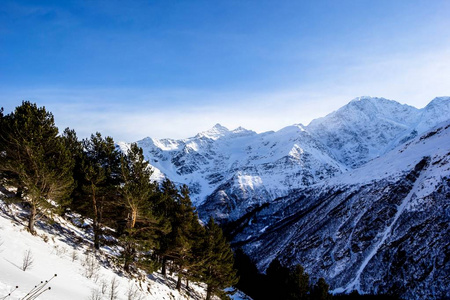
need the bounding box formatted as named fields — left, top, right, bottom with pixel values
left=118, top=123, right=346, bottom=222
left=231, top=120, right=450, bottom=300
left=117, top=96, right=450, bottom=299
left=118, top=96, right=450, bottom=224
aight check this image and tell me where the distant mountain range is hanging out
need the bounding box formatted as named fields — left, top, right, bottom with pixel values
left=118, top=96, right=449, bottom=220
left=118, top=96, right=450, bottom=299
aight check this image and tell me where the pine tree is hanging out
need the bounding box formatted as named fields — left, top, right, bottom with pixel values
left=156, top=178, right=178, bottom=276
left=184, top=207, right=206, bottom=289
left=287, top=264, right=310, bottom=300
left=120, top=143, right=156, bottom=230
left=81, top=132, right=121, bottom=249
left=266, top=258, right=290, bottom=299
left=0, top=102, right=74, bottom=234
left=61, top=128, right=84, bottom=214
left=311, top=278, right=332, bottom=300
left=233, top=248, right=262, bottom=299
left=171, top=185, right=202, bottom=290
left=0, top=107, right=4, bottom=152
left=200, top=217, right=238, bottom=300
left=119, top=143, right=163, bottom=272
left=266, top=259, right=311, bottom=300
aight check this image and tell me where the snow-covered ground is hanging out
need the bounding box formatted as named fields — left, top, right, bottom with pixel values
left=0, top=200, right=247, bottom=300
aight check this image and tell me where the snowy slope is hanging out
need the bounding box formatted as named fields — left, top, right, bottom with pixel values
left=119, top=96, right=450, bottom=224
left=0, top=201, right=229, bottom=300
left=118, top=96, right=450, bottom=299
left=306, top=96, right=420, bottom=168
left=119, top=124, right=345, bottom=221
left=232, top=121, right=450, bottom=299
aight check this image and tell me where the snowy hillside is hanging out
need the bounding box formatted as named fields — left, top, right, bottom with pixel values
left=0, top=201, right=232, bottom=300
left=306, top=96, right=420, bottom=168
left=119, top=96, right=450, bottom=224
left=232, top=121, right=450, bottom=299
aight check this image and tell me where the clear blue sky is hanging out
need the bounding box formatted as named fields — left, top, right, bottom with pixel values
left=1, top=0, right=449, bottom=141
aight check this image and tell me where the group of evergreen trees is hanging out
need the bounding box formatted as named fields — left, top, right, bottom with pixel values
left=0, top=102, right=236, bottom=300
left=0, top=101, right=399, bottom=300
left=233, top=250, right=402, bottom=300
left=234, top=249, right=332, bottom=300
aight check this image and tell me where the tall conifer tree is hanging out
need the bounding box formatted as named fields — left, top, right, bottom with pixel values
left=157, top=178, right=178, bottom=276
left=119, top=143, right=165, bottom=272
left=82, top=132, right=121, bottom=249
left=311, top=278, right=332, bottom=300
left=120, top=143, right=156, bottom=230
left=0, top=101, right=74, bottom=234
left=200, top=217, right=238, bottom=300
left=171, top=185, right=202, bottom=290
left=287, top=264, right=310, bottom=300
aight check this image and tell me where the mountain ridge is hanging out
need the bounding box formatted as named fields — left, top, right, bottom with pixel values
left=117, top=96, right=449, bottom=223
left=116, top=96, right=450, bottom=299
left=233, top=120, right=450, bottom=299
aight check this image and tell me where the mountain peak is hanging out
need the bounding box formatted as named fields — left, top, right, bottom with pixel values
left=212, top=123, right=228, bottom=130
left=196, top=123, right=230, bottom=140
left=231, top=126, right=256, bottom=136
left=426, top=96, right=450, bottom=108
left=414, top=97, right=450, bottom=133
left=348, top=96, right=396, bottom=106
left=350, top=95, right=379, bottom=102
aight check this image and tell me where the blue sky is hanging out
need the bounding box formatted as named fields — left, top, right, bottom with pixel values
left=1, top=0, right=449, bottom=141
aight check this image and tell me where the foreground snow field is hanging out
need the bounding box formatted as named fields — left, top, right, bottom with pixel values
left=0, top=200, right=247, bottom=300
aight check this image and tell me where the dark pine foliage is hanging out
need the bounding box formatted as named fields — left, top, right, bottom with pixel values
left=118, top=143, right=167, bottom=272
left=333, top=291, right=402, bottom=300
left=200, top=217, right=238, bottom=300
left=0, top=101, right=74, bottom=234
left=80, top=132, right=122, bottom=249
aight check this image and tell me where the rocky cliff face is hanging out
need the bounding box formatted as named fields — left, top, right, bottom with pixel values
left=122, top=122, right=347, bottom=221
left=230, top=122, right=450, bottom=300
left=119, top=97, right=449, bottom=224
left=119, top=97, right=448, bottom=224
left=118, top=96, right=450, bottom=299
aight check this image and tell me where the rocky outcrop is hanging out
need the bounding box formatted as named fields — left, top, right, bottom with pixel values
left=231, top=123, right=450, bottom=299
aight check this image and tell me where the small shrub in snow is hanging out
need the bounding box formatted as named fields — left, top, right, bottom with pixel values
left=100, top=279, right=108, bottom=295
left=53, top=244, right=67, bottom=257
left=42, top=234, right=49, bottom=243
left=82, top=253, right=100, bottom=281
left=88, top=288, right=103, bottom=300
left=127, top=281, right=145, bottom=300
left=22, top=249, right=34, bottom=271
left=72, top=250, right=78, bottom=262
left=108, top=277, right=120, bottom=300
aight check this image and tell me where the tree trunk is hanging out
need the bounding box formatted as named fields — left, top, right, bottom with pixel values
left=161, top=257, right=167, bottom=276
left=186, top=278, right=189, bottom=289
left=176, top=274, right=182, bottom=291
left=130, top=208, right=137, bottom=229
left=91, top=184, right=100, bottom=250
left=16, top=186, right=23, bottom=198
left=123, top=240, right=135, bottom=273
left=206, top=285, right=212, bottom=300
left=28, top=203, right=37, bottom=235
left=93, top=221, right=100, bottom=250
left=123, top=243, right=130, bottom=272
